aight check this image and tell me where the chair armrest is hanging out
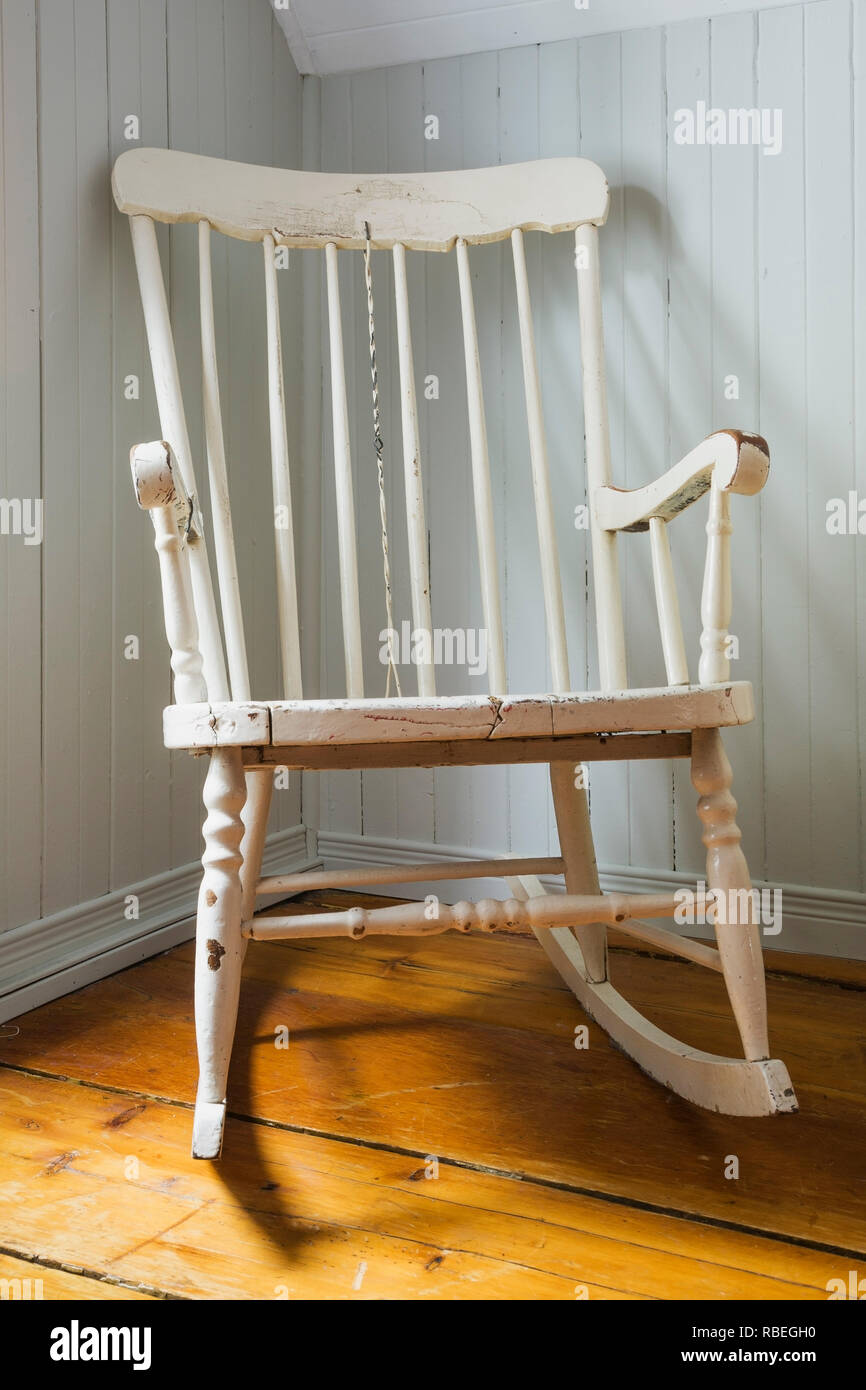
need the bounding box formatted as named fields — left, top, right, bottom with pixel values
left=595, top=430, right=769, bottom=533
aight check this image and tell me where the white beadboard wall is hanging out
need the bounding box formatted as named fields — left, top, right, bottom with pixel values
left=310, top=1, right=866, bottom=954
left=0, top=0, right=313, bottom=1017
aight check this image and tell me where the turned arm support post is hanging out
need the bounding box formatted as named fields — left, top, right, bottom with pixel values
left=698, top=477, right=733, bottom=684
left=130, top=440, right=207, bottom=705
left=696, top=433, right=768, bottom=684
left=594, top=430, right=769, bottom=688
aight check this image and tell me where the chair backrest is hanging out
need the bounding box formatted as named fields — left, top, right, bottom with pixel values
left=112, top=147, right=632, bottom=706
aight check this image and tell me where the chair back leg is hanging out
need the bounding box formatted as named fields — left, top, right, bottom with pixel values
left=240, top=768, right=275, bottom=926
left=549, top=761, right=608, bottom=983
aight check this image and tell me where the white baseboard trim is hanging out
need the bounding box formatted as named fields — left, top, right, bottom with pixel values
left=0, top=825, right=315, bottom=1023
left=316, top=829, right=866, bottom=962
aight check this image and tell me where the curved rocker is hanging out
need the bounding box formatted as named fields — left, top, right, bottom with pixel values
left=511, top=875, right=796, bottom=1117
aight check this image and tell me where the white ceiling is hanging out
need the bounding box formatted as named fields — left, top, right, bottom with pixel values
left=272, top=0, right=808, bottom=77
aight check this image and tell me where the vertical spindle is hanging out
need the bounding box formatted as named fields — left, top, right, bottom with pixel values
left=456, top=238, right=507, bottom=696
left=511, top=227, right=570, bottom=693
left=263, top=233, right=303, bottom=699
left=325, top=242, right=364, bottom=698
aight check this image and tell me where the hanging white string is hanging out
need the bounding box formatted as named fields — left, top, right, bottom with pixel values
left=364, top=221, right=402, bottom=697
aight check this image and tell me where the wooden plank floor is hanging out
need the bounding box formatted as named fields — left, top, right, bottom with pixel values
left=1, top=890, right=864, bottom=1300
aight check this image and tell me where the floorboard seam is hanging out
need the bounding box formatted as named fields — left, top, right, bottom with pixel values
left=1, top=1059, right=861, bottom=1265
left=0, top=1242, right=184, bottom=1300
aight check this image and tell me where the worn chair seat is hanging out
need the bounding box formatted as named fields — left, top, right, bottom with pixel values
left=163, top=682, right=755, bottom=750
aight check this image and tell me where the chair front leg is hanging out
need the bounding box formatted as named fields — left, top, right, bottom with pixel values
left=192, top=747, right=247, bottom=1159
left=691, top=727, right=769, bottom=1062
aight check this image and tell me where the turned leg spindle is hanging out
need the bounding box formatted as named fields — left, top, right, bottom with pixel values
left=691, top=727, right=769, bottom=1062
left=192, top=748, right=247, bottom=1159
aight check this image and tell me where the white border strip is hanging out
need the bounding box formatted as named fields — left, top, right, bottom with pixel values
left=0, top=825, right=316, bottom=1022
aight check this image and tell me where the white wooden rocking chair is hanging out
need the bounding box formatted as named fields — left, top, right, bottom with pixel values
left=112, top=148, right=797, bottom=1160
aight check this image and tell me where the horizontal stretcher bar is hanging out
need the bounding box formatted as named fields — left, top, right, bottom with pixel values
left=239, top=732, right=693, bottom=771
left=244, top=891, right=723, bottom=972
left=256, top=855, right=565, bottom=896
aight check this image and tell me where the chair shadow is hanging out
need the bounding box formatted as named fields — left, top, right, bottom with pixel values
left=209, top=982, right=435, bottom=1273
left=208, top=940, right=732, bottom=1278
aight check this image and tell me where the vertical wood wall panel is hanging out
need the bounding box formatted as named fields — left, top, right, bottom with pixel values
left=578, top=33, right=630, bottom=869
left=271, top=6, right=304, bottom=832
left=709, top=11, right=764, bottom=867
left=855, top=1, right=866, bottom=892
left=499, top=45, right=550, bottom=857
left=803, top=0, right=858, bottom=891
left=1, top=1, right=305, bottom=953
left=298, top=77, right=323, bottom=851
left=74, top=1, right=114, bottom=902
left=108, top=0, right=172, bottom=893
left=0, top=0, right=41, bottom=929
left=462, top=48, right=509, bottom=857
left=319, top=74, right=362, bottom=835
left=387, top=61, right=436, bottom=849
left=665, top=19, right=715, bottom=875
left=757, top=4, right=810, bottom=886
left=425, top=56, right=479, bottom=853
left=351, top=66, right=398, bottom=844
left=40, top=0, right=103, bottom=912
left=620, top=25, right=674, bottom=873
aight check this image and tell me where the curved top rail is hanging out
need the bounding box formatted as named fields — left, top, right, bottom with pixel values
left=112, top=148, right=609, bottom=251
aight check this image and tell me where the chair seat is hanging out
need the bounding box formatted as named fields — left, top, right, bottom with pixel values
left=163, top=681, right=754, bottom=749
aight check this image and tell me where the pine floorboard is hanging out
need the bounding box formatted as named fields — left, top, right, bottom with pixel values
left=0, top=891, right=863, bottom=1300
